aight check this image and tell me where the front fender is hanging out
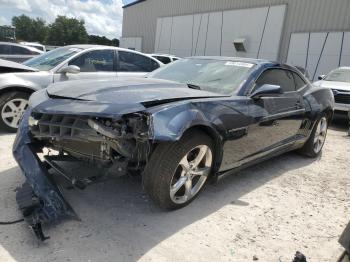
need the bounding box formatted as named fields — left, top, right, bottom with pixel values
left=150, top=103, right=224, bottom=142
left=0, top=72, right=52, bottom=93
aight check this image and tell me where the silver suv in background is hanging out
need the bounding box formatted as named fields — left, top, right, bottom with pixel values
left=0, top=42, right=44, bottom=63
left=314, top=67, right=350, bottom=116
left=0, top=45, right=163, bottom=131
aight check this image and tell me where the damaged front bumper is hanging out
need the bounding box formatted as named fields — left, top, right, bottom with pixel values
left=12, top=107, right=153, bottom=241
left=13, top=108, right=78, bottom=241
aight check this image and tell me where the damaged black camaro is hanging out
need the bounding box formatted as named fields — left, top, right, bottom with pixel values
left=13, top=57, right=334, bottom=240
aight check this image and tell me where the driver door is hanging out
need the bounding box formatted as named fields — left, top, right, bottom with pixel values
left=53, top=49, right=117, bottom=82
left=245, top=68, right=306, bottom=158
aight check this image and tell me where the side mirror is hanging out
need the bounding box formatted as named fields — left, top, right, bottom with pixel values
left=58, top=65, right=80, bottom=74
left=250, top=84, right=282, bottom=99
left=318, top=75, right=326, bottom=80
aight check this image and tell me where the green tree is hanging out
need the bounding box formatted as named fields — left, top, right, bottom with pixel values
left=47, top=16, right=88, bottom=45
left=88, top=34, right=119, bottom=46
left=12, top=15, right=47, bottom=43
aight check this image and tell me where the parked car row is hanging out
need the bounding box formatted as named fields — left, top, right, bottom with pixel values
left=0, top=41, right=44, bottom=63
left=0, top=45, right=163, bottom=131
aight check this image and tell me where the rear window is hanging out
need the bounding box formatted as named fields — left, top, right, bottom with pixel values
left=118, top=51, right=160, bottom=72
left=11, top=45, right=33, bottom=55
left=153, top=55, right=171, bottom=64
left=0, top=44, right=11, bottom=54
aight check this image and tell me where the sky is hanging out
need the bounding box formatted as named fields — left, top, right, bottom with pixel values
left=0, top=0, right=128, bottom=39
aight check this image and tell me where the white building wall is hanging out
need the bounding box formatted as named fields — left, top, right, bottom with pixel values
left=287, top=31, right=350, bottom=80
left=120, top=37, right=142, bottom=51
left=153, top=5, right=286, bottom=61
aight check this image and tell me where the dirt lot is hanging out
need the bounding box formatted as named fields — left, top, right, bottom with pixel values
left=0, top=116, right=349, bottom=262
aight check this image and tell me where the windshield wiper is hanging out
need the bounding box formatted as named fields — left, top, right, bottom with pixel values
left=187, top=83, right=201, bottom=90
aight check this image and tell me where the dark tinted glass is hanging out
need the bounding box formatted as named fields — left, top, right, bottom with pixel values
left=69, top=50, right=114, bottom=72
left=0, top=44, right=11, bottom=54
left=118, top=51, right=159, bottom=72
left=256, top=69, right=296, bottom=92
left=11, top=45, right=33, bottom=55
left=154, top=56, right=171, bottom=64
left=293, top=72, right=307, bottom=90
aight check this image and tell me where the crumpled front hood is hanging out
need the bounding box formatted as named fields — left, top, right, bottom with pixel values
left=0, top=58, right=38, bottom=73
left=314, top=80, right=350, bottom=92
left=46, top=78, right=224, bottom=104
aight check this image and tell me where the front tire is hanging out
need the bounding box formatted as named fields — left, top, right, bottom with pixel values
left=299, top=115, right=328, bottom=158
left=143, top=130, right=214, bottom=210
left=0, top=91, right=29, bottom=132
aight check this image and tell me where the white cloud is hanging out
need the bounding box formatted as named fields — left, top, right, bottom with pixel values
left=0, top=0, right=32, bottom=12
left=0, top=0, right=123, bottom=38
left=0, top=16, right=9, bottom=25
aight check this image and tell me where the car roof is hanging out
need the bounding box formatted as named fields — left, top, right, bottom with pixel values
left=64, top=44, right=134, bottom=51
left=0, top=41, right=44, bottom=52
left=0, top=41, right=32, bottom=47
left=183, top=56, right=305, bottom=75
left=63, top=45, right=156, bottom=55
left=21, top=42, right=44, bottom=47
left=151, top=53, right=178, bottom=58
left=186, top=56, right=271, bottom=64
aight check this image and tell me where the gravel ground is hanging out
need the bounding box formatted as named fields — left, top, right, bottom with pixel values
left=0, top=116, right=349, bottom=262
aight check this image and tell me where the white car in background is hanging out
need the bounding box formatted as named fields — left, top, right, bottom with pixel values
left=0, top=45, right=162, bottom=131
left=150, top=53, right=180, bottom=64
left=0, top=42, right=44, bottom=63
left=20, top=42, right=46, bottom=52
left=314, top=67, right=350, bottom=116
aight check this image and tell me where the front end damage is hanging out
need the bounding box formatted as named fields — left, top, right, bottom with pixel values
left=13, top=107, right=153, bottom=240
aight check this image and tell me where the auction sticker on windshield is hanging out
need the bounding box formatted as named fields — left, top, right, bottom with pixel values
left=225, top=61, right=254, bottom=68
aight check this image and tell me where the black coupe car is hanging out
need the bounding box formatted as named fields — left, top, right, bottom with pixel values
left=13, top=57, right=334, bottom=240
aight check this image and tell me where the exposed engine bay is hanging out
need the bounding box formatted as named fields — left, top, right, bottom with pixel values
left=13, top=108, right=155, bottom=240
left=30, top=111, right=153, bottom=165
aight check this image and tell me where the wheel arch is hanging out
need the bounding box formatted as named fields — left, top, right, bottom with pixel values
left=0, top=85, right=36, bottom=97
left=324, top=107, right=334, bottom=123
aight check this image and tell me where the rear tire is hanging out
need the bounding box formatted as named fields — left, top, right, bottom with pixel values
left=299, top=114, right=328, bottom=158
left=143, top=130, right=214, bottom=210
left=0, top=91, right=30, bottom=132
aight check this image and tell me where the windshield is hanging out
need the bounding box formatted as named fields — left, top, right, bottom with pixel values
left=324, top=69, right=350, bottom=82
left=23, top=46, right=83, bottom=71
left=148, top=58, right=255, bottom=95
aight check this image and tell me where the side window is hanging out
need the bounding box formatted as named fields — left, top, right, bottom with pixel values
left=256, top=69, right=296, bottom=93
left=154, top=56, right=171, bottom=64
left=292, top=72, right=307, bottom=90
left=0, top=44, right=11, bottom=54
left=69, top=50, right=114, bottom=72
left=11, top=46, right=32, bottom=55
left=118, top=51, right=160, bottom=72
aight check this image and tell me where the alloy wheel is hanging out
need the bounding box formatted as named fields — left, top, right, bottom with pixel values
left=313, top=117, right=327, bottom=154
left=1, top=98, right=28, bottom=129
left=170, top=145, right=212, bottom=204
